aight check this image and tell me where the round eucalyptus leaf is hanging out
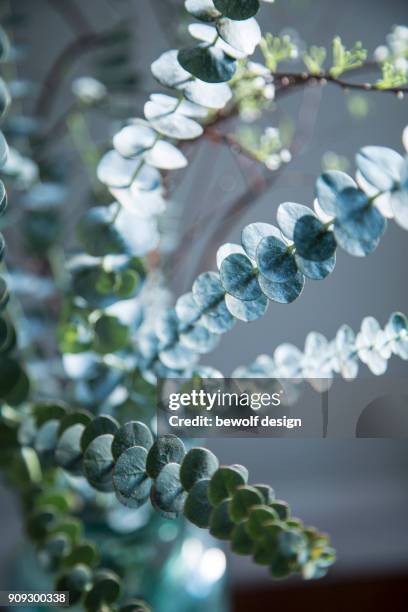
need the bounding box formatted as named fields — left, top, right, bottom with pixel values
left=189, top=23, right=246, bottom=59
left=175, top=292, right=202, bottom=325
left=0, top=78, right=10, bottom=118
left=159, top=341, right=199, bottom=370
left=120, top=599, right=152, bottom=612
left=178, top=45, right=236, bottom=83
left=293, top=215, right=337, bottom=262
left=150, top=94, right=208, bottom=118
left=231, top=522, right=254, bottom=555
left=258, top=271, right=305, bottom=304
left=146, top=434, right=185, bottom=479
left=93, top=314, right=129, bottom=354
left=144, top=100, right=203, bottom=140
left=241, top=222, right=282, bottom=261
left=182, top=80, right=232, bottom=109
left=216, top=17, right=261, bottom=55
left=270, top=499, right=290, bottom=520
left=80, top=415, right=119, bottom=453
left=113, top=123, right=157, bottom=158
left=151, top=50, right=191, bottom=88
left=276, top=202, right=312, bottom=241
left=63, top=542, right=100, bottom=569
left=254, top=484, right=275, bottom=504
left=256, top=235, right=298, bottom=282
left=77, top=207, right=126, bottom=256
left=0, top=234, right=5, bottom=262
left=97, top=150, right=143, bottom=188
left=315, top=171, right=356, bottom=217
left=0, top=180, right=7, bottom=216
left=55, top=424, right=85, bottom=474
left=220, top=253, right=262, bottom=301
left=128, top=163, right=161, bottom=193
left=57, top=411, right=92, bottom=438
left=216, top=243, right=246, bottom=269
left=56, top=564, right=92, bottom=605
left=208, top=464, right=248, bottom=505
left=295, top=252, right=336, bottom=280
left=84, top=569, right=121, bottom=609
left=0, top=26, right=10, bottom=61
left=229, top=485, right=263, bottom=522
left=225, top=292, right=267, bottom=322
left=180, top=447, right=219, bottom=491
left=0, top=356, right=29, bottom=405
left=151, top=462, right=186, bottom=517
left=0, top=277, right=9, bottom=312
left=155, top=309, right=179, bottom=347
left=34, top=420, right=59, bottom=456
left=184, top=478, right=213, bottom=527
left=334, top=187, right=386, bottom=256
left=179, top=324, right=219, bottom=353
left=213, top=0, right=260, bottom=20
left=356, top=146, right=404, bottom=192
left=185, top=0, right=222, bottom=21
left=112, top=421, right=154, bottom=460
left=209, top=499, right=235, bottom=539
left=144, top=140, right=188, bottom=170
left=390, top=188, right=408, bottom=231
left=82, top=434, right=115, bottom=492
left=246, top=504, right=279, bottom=539
left=33, top=402, right=67, bottom=427
left=200, top=299, right=236, bottom=333
left=0, top=132, right=8, bottom=169
left=193, top=271, right=225, bottom=309
left=113, top=445, right=151, bottom=506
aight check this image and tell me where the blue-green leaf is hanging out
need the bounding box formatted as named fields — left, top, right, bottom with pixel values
left=213, top=0, right=260, bottom=20
left=256, top=236, right=298, bottom=282
left=220, top=253, right=262, bottom=301
left=178, top=45, right=236, bottom=83
left=258, top=271, right=305, bottom=304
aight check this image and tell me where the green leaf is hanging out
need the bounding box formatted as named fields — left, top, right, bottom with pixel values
left=209, top=499, right=235, bottom=539
left=57, top=411, right=93, bottom=438
left=0, top=357, right=29, bottom=405
left=231, top=521, right=254, bottom=554
left=178, top=45, right=236, bottom=83
left=55, top=424, right=86, bottom=474
left=81, top=415, right=119, bottom=453
left=246, top=505, right=279, bottom=539
left=180, top=447, right=219, bottom=491
left=213, top=0, right=260, bottom=20
left=84, top=569, right=121, bottom=610
left=270, top=500, right=290, bottom=520
left=229, top=485, right=263, bottom=522
left=184, top=478, right=213, bottom=528
left=150, top=462, right=186, bottom=518
left=120, top=599, right=152, bottom=612
left=77, top=207, right=128, bottom=257
left=146, top=434, right=186, bottom=478
left=112, top=421, right=154, bottom=460
left=208, top=464, right=248, bottom=505
left=113, top=445, right=151, bottom=507
left=93, top=315, right=130, bottom=354
left=63, top=542, right=100, bottom=569
left=216, top=17, right=261, bottom=55
left=82, top=434, right=115, bottom=492
left=56, top=564, right=92, bottom=605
